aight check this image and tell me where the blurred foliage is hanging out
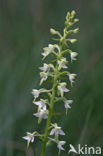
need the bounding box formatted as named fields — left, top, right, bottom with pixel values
left=0, top=0, right=103, bottom=156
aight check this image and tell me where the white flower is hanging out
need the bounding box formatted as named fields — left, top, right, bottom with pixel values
left=64, top=99, right=73, bottom=115
left=64, top=100, right=73, bottom=109
left=40, top=72, right=48, bottom=85
left=22, top=132, right=36, bottom=147
left=22, top=132, right=40, bottom=147
left=58, top=82, right=69, bottom=97
left=22, top=132, right=34, bottom=143
left=34, top=99, right=48, bottom=110
left=39, top=63, right=54, bottom=73
left=32, top=89, right=50, bottom=99
left=42, top=44, right=55, bottom=58
left=70, top=52, right=78, bottom=61
left=33, top=106, right=48, bottom=123
left=50, top=123, right=65, bottom=136
left=32, top=89, right=40, bottom=99
left=68, top=73, right=77, bottom=85
left=39, top=63, right=50, bottom=72
left=57, top=141, right=66, bottom=151
left=58, top=57, right=68, bottom=70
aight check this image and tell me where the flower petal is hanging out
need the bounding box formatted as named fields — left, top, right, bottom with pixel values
left=59, top=130, right=65, bottom=135
left=50, top=128, right=55, bottom=135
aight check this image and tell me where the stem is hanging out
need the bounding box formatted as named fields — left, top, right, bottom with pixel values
left=40, top=76, right=57, bottom=156
left=41, top=38, right=63, bottom=156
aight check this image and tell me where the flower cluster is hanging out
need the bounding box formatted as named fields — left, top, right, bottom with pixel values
left=23, top=10, right=79, bottom=156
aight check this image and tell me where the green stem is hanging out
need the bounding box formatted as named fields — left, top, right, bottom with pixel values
left=41, top=37, right=63, bottom=156
left=40, top=76, right=57, bottom=156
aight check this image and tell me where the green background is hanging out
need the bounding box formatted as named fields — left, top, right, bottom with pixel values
left=0, top=0, right=103, bottom=156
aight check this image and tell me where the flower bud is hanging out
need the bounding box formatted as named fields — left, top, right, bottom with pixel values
left=73, top=28, right=79, bottom=34
left=68, top=22, right=73, bottom=26
left=71, top=10, right=76, bottom=17
left=74, top=18, right=79, bottom=23
left=70, top=52, right=78, bottom=61
left=50, top=28, right=57, bottom=35
left=69, top=39, right=77, bottom=43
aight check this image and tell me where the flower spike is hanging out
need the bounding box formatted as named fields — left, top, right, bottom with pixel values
left=23, top=11, right=79, bottom=155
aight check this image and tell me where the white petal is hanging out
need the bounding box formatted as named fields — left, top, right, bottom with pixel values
left=57, top=145, right=65, bottom=151
left=39, top=67, right=45, bottom=71
left=66, top=104, right=71, bottom=108
left=62, top=64, right=68, bottom=69
left=58, top=86, right=61, bottom=91
left=22, top=136, right=30, bottom=141
left=34, top=101, right=41, bottom=106
left=68, top=100, right=73, bottom=104
left=32, top=89, right=39, bottom=98
left=59, top=130, right=65, bottom=135
left=42, top=105, right=47, bottom=110
left=42, top=53, right=47, bottom=57
left=43, top=113, right=48, bottom=119
left=65, top=103, right=71, bottom=109
left=33, top=112, right=41, bottom=118
left=63, top=87, right=69, bottom=92
left=50, top=128, right=55, bottom=135
left=60, top=141, right=66, bottom=145
left=71, top=52, right=78, bottom=60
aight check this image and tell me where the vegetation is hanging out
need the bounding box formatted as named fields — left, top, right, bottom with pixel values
left=0, top=1, right=103, bottom=156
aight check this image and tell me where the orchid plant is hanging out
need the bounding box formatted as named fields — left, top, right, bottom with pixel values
left=23, top=10, right=79, bottom=156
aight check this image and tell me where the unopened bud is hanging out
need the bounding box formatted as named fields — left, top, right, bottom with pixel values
left=74, top=18, right=79, bottom=23
left=71, top=10, right=76, bottom=17
left=73, top=28, right=79, bottom=33
left=70, top=39, right=77, bottom=43
left=68, top=22, right=73, bottom=26
left=50, top=28, right=57, bottom=35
